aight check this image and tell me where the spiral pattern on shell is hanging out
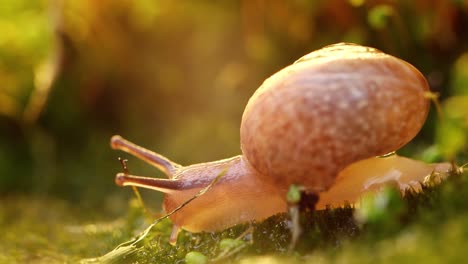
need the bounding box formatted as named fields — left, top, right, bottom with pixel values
left=240, top=43, right=430, bottom=193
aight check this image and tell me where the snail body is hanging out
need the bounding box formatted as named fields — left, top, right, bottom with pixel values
left=111, top=43, right=448, bottom=241
left=112, top=143, right=287, bottom=233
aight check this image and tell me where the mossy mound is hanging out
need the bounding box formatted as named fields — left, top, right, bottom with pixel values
left=84, top=169, right=467, bottom=263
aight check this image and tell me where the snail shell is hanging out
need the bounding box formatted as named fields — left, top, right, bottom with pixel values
left=241, top=43, right=430, bottom=193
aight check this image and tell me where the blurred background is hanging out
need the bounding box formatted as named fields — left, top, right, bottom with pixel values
left=1, top=0, right=467, bottom=217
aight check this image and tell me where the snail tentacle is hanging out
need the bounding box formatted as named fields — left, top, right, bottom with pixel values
left=115, top=173, right=184, bottom=193
left=110, top=135, right=181, bottom=177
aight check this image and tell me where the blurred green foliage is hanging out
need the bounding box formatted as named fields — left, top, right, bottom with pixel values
left=435, top=96, right=468, bottom=159
left=0, top=0, right=467, bottom=262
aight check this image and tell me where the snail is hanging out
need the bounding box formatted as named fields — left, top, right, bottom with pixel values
left=110, top=43, right=451, bottom=242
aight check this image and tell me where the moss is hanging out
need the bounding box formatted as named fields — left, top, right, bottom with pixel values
left=0, top=170, right=466, bottom=263
left=82, top=169, right=467, bottom=263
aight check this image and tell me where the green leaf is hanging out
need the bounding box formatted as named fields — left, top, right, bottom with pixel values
left=185, top=251, right=208, bottom=264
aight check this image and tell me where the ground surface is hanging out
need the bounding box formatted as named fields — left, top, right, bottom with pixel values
left=1, top=170, right=466, bottom=263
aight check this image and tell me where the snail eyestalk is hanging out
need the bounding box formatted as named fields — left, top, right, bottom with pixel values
left=111, top=135, right=181, bottom=177
left=115, top=173, right=184, bottom=193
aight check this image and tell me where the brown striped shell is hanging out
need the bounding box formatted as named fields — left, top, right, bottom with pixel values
left=240, top=43, right=430, bottom=193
